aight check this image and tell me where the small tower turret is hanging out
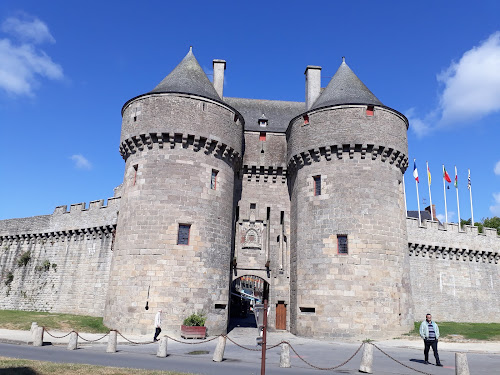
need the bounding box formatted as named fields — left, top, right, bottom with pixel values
left=287, top=58, right=412, bottom=339
left=104, top=48, right=243, bottom=335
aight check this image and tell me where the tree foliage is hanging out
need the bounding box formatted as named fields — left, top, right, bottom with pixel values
left=460, top=216, right=500, bottom=234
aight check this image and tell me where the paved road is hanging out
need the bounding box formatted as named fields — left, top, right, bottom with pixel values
left=1, top=327, right=499, bottom=374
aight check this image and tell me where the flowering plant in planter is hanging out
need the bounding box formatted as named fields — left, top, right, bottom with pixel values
left=181, top=312, right=207, bottom=339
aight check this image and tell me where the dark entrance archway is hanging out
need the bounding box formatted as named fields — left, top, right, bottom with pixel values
left=228, top=275, right=269, bottom=332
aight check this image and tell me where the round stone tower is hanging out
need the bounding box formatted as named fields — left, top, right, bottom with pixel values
left=104, top=48, right=243, bottom=335
left=287, top=58, right=413, bottom=339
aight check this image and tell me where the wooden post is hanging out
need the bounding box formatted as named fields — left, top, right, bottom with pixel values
left=261, top=299, right=267, bottom=375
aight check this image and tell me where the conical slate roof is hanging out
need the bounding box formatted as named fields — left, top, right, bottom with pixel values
left=310, top=58, right=383, bottom=110
left=149, top=47, right=221, bottom=101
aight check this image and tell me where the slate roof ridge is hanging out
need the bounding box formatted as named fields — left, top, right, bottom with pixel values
left=310, top=57, right=383, bottom=110
left=149, top=47, right=221, bottom=101
left=224, top=96, right=304, bottom=105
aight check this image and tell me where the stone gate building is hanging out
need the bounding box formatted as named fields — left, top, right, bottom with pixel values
left=1, top=48, right=499, bottom=340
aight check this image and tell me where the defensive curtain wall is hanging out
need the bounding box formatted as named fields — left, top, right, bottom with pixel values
left=1, top=199, right=500, bottom=331
left=0, top=197, right=119, bottom=316
left=407, top=217, right=500, bottom=322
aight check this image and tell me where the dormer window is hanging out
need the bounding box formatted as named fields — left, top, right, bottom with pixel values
left=258, top=114, right=268, bottom=128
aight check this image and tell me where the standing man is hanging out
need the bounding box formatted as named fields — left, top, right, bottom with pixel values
left=419, top=313, right=443, bottom=366
left=154, top=309, right=162, bottom=342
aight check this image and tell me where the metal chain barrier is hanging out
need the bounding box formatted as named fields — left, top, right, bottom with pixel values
left=163, top=333, right=219, bottom=345
left=371, top=343, right=434, bottom=375
left=287, top=341, right=364, bottom=371
left=43, top=328, right=73, bottom=339
left=116, top=331, right=155, bottom=345
left=225, top=334, right=261, bottom=351
left=77, top=332, right=110, bottom=342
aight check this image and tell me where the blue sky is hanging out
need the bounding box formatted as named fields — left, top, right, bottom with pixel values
left=0, top=0, right=499, bottom=223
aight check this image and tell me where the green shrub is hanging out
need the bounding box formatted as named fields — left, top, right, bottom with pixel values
left=182, top=312, right=206, bottom=326
left=17, top=251, right=31, bottom=267
left=4, top=272, right=14, bottom=286
left=43, top=260, right=51, bottom=271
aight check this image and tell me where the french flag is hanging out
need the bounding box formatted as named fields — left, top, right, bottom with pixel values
left=413, top=160, right=419, bottom=183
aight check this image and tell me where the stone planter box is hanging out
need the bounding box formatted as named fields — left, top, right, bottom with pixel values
left=180, top=325, right=206, bottom=339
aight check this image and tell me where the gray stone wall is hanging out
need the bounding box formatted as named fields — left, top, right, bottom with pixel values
left=235, top=131, right=290, bottom=330
left=407, top=218, right=500, bottom=322
left=287, top=105, right=413, bottom=340
left=105, top=94, right=243, bottom=335
left=0, top=198, right=119, bottom=316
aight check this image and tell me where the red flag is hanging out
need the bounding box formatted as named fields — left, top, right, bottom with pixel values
left=443, top=167, right=452, bottom=183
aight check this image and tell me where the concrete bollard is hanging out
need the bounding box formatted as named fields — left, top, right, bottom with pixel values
left=156, top=336, right=168, bottom=357
left=67, top=331, right=78, bottom=350
left=455, top=352, right=470, bottom=375
left=106, top=330, right=117, bottom=353
left=279, top=343, right=291, bottom=368
left=33, top=326, right=44, bottom=347
left=359, top=343, right=373, bottom=374
left=30, top=322, right=38, bottom=342
left=213, top=336, right=226, bottom=362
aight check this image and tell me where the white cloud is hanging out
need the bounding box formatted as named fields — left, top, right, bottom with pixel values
left=410, top=31, right=500, bottom=137
left=2, top=16, right=55, bottom=44
left=70, top=154, right=92, bottom=170
left=436, top=211, right=455, bottom=223
left=494, top=161, right=500, bottom=175
left=0, top=15, right=62, bottom=96
left=490, top=193, right=500, bottom=215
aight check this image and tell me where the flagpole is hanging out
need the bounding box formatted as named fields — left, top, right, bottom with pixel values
left=427, top=161, right=433, bottom=221
left=468, top=169, right=474, bottom=225
left=403, top=175, right=407, bottom=215
left=443, top=165, right=448, bottom=223
left=415, top=160, right=421, bottom=224
left=455, top=165, right=461, bottom=229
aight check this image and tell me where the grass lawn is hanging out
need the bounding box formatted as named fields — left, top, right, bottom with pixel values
left=0, top=310, right=108, bottom=333
left=407, top=322, right=500, bottom=340
left=0, top=357, right=195, bottom=375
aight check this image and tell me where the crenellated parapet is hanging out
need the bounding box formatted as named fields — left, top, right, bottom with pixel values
left=406, top=217, right=500, bottom=263
left=287, top=143, right=409, bottom=174
left=242, top=164, right=287, bottom=183
left=119, top=132, right=241, bottom=167
left=0, top=224, right=116, bottom=247
left=53, top=197, right=120, bottom=214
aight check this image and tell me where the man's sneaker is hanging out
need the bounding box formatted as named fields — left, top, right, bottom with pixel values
left=436, top=363, right=443, bottom=367
left=424, top=361, right=430, bottom=364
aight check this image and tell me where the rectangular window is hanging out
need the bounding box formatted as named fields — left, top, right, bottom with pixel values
left=177, top=224, right=191, bottom=245
left=337, top=234, right=348, bottom=254
left=299, top=307, right=315, bottom=313
left=259, top=132, right=266, bottom=141
left=211, top=169, right=218, bottom=190
left=250, top=203, right=256, bottom=210
left=366, top=105, right=374, bottom=116
left=313, top=175, right=321, bottom=196
left=266, top=207, right=271, bottom=221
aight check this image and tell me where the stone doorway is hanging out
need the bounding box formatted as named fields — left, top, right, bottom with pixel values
left=228, top=275, right=269, bottom=332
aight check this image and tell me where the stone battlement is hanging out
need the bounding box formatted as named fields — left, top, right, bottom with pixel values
left=119, top=132, right=241, bottom=166
left=406, top=217, right=500, bottom=259
left=53, top=197, right=120, bottom=214
left=0, top=197, right=120, bottom=236
left=287, top=143, right=409, bottom=173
